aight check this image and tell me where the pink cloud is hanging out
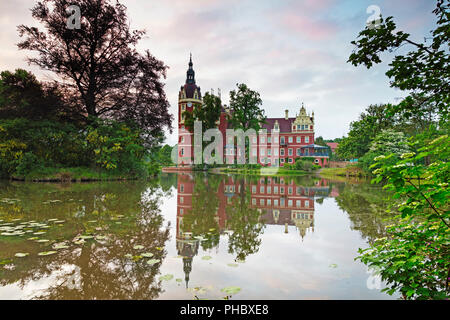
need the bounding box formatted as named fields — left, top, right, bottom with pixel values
left=279, top=12, right=338, bottom=40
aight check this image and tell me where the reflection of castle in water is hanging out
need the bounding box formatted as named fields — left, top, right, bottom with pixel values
left=175, top=173, right=339, bottom=287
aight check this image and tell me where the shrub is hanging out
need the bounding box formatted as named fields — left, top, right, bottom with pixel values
left=15, top=152, right=45, bottom=176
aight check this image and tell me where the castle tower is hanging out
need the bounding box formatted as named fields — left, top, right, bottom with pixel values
left=178, top=54, right=202, bottom=166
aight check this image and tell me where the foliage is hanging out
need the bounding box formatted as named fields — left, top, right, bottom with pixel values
left=183, top=92, right=222, bottom=133
left=0, top=118, right=151, bottom=178
left=0, top=69, right=72, bottom=121
left=359, top=129, right=410, bottom=172
left=357, top=135, right=449, bottom=300
left=86, top=119, right=145, bottom=175
left=228, top=83, right=266, bottom=132
left=337, top=104, right=397, bottom=160
left=17, top=0, right=173, bottom=144
left=348, top=1, right=449, bottom=125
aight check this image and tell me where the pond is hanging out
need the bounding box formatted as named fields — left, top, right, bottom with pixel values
left=0, top=173, right=399, bottom=299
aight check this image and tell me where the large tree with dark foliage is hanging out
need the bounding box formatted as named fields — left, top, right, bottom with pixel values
left=17, top=0, right=172, bottom=144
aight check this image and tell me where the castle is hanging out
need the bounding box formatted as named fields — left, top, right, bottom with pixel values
left=177, top=56, right=329, bottom=167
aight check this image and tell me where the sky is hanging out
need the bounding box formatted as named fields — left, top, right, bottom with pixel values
left=0, top=0, right=438, bottom=145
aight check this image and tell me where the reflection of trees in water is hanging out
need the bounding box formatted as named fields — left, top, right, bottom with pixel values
left=334, top=183, right=395, bottom=243
left=225, top=178, right=266, bottom=262
left=0, top=181, right=171, bottom=300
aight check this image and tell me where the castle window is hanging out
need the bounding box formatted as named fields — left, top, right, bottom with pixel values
left=288, top=137, right=293, bottom=143
left=260, top=136, right=265, bottom=143
left=260, top=186, right=265, bottom=193
left=288, top=200, right=293, bottom=207
left=305, top=200, right=310, bottom=207
left=267, top=199, right=271, bottom=206
left=288, top=148, right=293, bottom=156
left=267, top=186, right=271, bottom=194
left=296, top=148, right=301, bottom=156
left=274, top=186, right=278, bottom=194
left=296, top=136, right=301, bottom=143
left=252, top=185, right=256, bottom=193
left=305, top=136, right=309, bottom=143
left=260, top=199, right=265, bottom=205
left=288, top=158, right=293, bottom=163
left=280, top=137, right=285, bottom=144
left=252, top=198, right=256, bottom=205
left=280, top=149, right=285, bottom=156
left=296, top=200, right=301, bottom=207
left=180, top=184, right=184, bottom=192
left=267, top=149, right=271, bottom=156
left=181, top=105, right=186, bottom=111
left=268, top=137, right=271, bottom=143
left=274, top=199, right=279, bottom=206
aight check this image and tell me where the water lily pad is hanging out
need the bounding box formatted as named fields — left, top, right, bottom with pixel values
left=47, top=219, right=58, bottom=222
left=95, top=235, right=107, bottom=240
left=79, top=235, right=93, bottom=240
left=36, top=239, right=50, bottom=243
left=54, top=243, right=70, bottom=249
left=141, top=252, right=154, bottom=258
left=155, top=247, right=163, bottom=251
left=15, top=253, right=29, bottom=258
left=159, top=274, right=174, bottom=281
left=329, top=264, right=338, bottom=268
left=115, top=222, right=122, bottom=225
left=146, top=259, right=160, bottom=265
left=133, top=245, right=144, bottom=250
left=73, top=240, right=85, bottom=245
left=201, top=256, right=212, bottom=261
left=221, top=286, right=241, bottom=295
left=27, top=237, right=39, bottom=240
left=33, top=231, right=46, bottom=235
left=176, top=278, right=183, bottom=283
left=124, top=254, right=133, bottom=259
left=227, top=263, right=239, bottom=268
left=54, top=220, right=65, bottom=224
left=38, top=251, right=57, bottom=256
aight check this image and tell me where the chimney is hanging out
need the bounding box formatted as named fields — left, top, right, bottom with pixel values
left=285, top=109, right=289, bottom=120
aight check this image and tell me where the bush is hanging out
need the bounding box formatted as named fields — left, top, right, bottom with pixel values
left=15, top=152, right=45, bottom=176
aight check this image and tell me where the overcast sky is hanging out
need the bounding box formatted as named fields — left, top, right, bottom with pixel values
left=0, top=0, right=438, bottom=145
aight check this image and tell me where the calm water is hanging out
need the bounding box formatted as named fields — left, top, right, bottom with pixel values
left=0, top=173, right=398, bottom=300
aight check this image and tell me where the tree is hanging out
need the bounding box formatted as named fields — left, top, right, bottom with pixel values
left=17, top=0, right=173, bottom=144
left=348, top=0, right=449, bottom=125
left=0, top=69, right=71, bottom=121
left=359, top=135, right=449, bottom=300
left=183, top=92, right=222, bottom=133
left=228, top=83, right=266, bottom=164
left=337, top=104, right=397, bottom=160
left=228, top=83, right=266, bottom=132
left=359, top=129, right=410, bottom=172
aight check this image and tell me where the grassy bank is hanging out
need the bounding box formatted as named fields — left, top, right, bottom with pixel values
left=319, top=166, right=368, bottom=178
left=9, top=166, right=141, bottom=182
left=210, top=167, right=310, bottom=176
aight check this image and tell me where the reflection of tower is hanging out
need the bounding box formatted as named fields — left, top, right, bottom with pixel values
left=291, top=210, right=314, bottom=241
left=176, top=233, right=199, bottom=288
left=176, top=173, right=199, bottom=288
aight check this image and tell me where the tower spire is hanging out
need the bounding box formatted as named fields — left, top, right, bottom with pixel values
left=186, top=53, right=195, bottom=84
